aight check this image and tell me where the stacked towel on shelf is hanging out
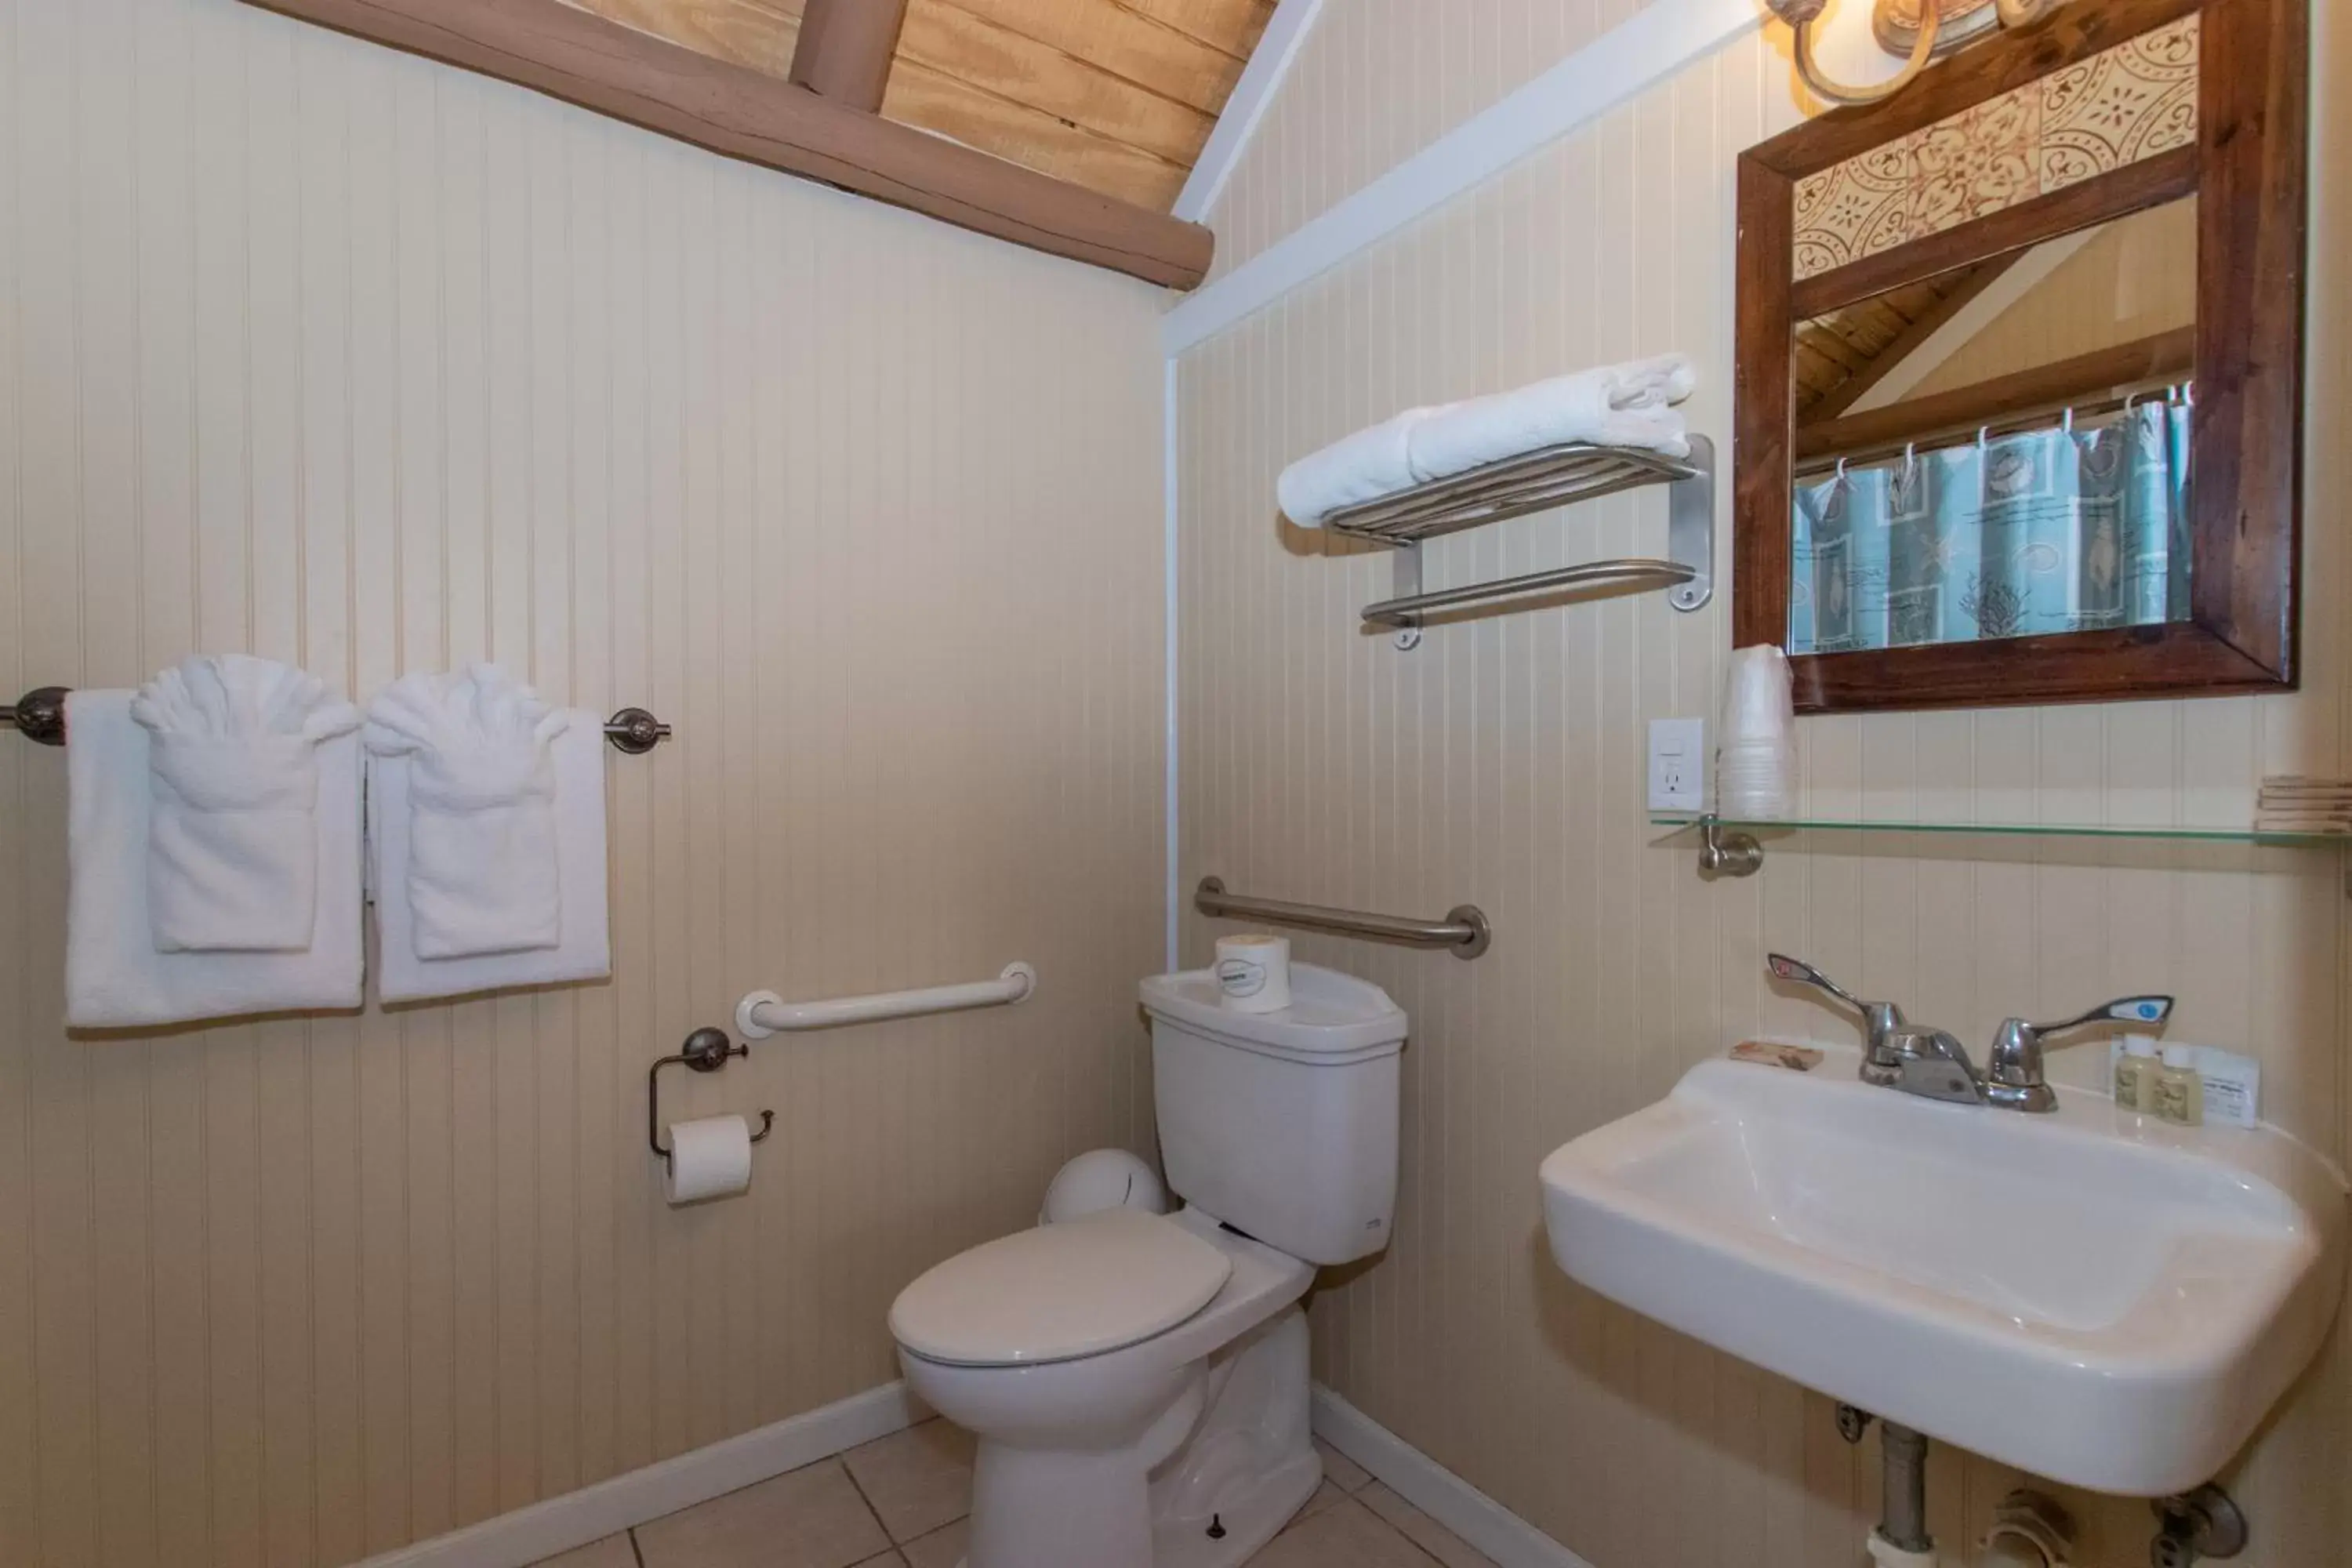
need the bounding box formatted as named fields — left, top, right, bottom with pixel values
left=66, top=656, right=365, bottom=1029
left=365, top=665, right=610, bottom=1003
left=1277, top=353, right=1697, bottom=525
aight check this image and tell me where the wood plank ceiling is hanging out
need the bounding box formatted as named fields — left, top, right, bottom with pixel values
left=564, top=0, right=1278, bottom=211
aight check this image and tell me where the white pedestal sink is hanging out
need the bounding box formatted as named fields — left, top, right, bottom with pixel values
left=1538, top=1050, right=2347, bottom=1496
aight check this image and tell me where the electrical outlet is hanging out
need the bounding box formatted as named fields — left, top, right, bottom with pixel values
left=1648, top=717, right=1706, bottom=813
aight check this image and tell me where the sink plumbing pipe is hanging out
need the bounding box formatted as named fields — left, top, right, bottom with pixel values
left=1838, top=1405, right=1936, bottom=1567
left=1868, top=1421, right=1937, bottom=1567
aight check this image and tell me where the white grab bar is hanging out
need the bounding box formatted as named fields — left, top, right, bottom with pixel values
left=734, top=963, right=1036, bottom=1040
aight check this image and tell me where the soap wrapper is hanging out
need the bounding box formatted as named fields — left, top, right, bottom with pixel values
left=2107, top=1039, right=2262, bottom=1127
left=1731, top=1040, right=1824, bottom=1073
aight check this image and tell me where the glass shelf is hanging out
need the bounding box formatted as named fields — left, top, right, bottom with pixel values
left=1650, top=813, right=2347, bottom=846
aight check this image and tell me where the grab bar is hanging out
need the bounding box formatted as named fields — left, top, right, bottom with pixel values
left=1194, top=877, right=1490, bottom=960
left=734, top=963, right=1036, bottom=1039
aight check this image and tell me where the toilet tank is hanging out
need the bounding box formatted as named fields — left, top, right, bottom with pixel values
left=1139, top=964, right=1407, bottom=1266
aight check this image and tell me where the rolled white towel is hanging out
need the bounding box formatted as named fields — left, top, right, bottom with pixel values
left=129, top=655, right=361, bottom=952
left=365, top=665, right=571, bottom=960
left=1405, top=354, right=1697, bottom=479
left=1276, top=405, right=1449, bottom=526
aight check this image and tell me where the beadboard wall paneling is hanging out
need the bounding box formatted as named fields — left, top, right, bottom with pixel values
left=1202, top=0, right=1665, bottom=281
left=0, top=1, right=1167, bottom=1563
left=1177, top=20, right=2350, bottom=1568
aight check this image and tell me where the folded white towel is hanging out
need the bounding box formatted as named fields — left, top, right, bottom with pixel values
left=1405, top=354, right=1697, bottom=479
left=367, top=713, right=611, bottom=1003
left=365, top=666, right=569, bottom=960
left=1276, top=405, right=1447, bottom=526
left=68, top=691, right=364, bottom=1028
left=1276, top=355, right=1698, bottom=528
left=129, top=655, right=361, bottom=952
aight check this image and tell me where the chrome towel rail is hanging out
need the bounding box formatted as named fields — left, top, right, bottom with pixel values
left=1323, top=434, right=1714, bottom=649
left=2, top=684, right=673, bottom=753
left=1195, top=877, right=1490, bottom=960
left=734, top=963, right=1036, bottom=1039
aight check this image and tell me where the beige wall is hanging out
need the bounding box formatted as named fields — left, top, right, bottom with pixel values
left=1178, top=17, right=2349, bottom=1568
left=0, top=2, right=1167, bottom=1565
left=1203, top=0, right=1664, bottom=281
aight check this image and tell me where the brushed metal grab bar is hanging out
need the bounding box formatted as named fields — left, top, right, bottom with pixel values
left=1194, top=877, right=1490, bottom=960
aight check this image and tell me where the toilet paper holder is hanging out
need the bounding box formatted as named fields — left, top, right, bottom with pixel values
left=648, top=1026, right=775, bottom=1171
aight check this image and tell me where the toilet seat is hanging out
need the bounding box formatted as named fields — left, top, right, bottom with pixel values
left=890, top=1208, right=1234, bottom=1367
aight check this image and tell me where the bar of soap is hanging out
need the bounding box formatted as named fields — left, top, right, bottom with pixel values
left=1731, top=1040, right=1824, bottom=1072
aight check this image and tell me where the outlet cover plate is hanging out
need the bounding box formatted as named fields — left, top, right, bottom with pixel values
left=1649, top=717, right=1706, bottom=813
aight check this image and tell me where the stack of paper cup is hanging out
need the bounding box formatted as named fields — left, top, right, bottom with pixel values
left=1214, top=933, right=1292, bottom=1013
left=1718, top=644, right=1795, bottom=820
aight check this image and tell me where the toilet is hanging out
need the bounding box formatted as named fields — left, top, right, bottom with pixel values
left=887, top=964, right=1407, bottom=1568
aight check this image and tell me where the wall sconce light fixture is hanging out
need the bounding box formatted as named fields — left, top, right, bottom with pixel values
left=1765, top=0, right=2068, bottom=107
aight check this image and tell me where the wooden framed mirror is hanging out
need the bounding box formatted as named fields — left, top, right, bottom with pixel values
left=1733, top=0, right=2307, bottom=713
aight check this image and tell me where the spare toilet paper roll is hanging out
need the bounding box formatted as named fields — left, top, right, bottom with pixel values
left=664, top=1115, right=754, bottom=1205
left=1214, top=933, right=1292, bottom=1013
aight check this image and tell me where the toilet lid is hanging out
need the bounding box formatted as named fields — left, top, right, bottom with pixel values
left=890, top=1209, right=1234, bottom=1367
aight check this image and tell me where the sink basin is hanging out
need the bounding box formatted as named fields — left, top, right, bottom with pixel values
left=1538, top=1051, right=2346, bottom=1495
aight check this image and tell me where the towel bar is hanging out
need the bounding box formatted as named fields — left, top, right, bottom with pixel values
left=1323, top=435, right=1714, bottom=648
left=2, top=685, right=673, bottom=753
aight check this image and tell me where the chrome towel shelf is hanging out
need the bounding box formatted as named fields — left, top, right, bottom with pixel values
left=1195, top=877, right=1490, bottom=960
left=1323, top=435, right=1715, bottom=648
left=2, top=685, right=673, bottom=753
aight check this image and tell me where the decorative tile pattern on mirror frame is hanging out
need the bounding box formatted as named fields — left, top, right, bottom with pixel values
left=1793, top=13, right=2200, bottom=281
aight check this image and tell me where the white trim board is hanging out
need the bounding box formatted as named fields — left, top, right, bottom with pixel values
left=1174, top=0, right=1329, bottom=223
left=1163, top=354, right=1183, bottom=974
left=1162, top=0, right=1763, bottom=357
left=1312, top=1385, right=1595, bottom=1568
left=352, top=1381, right=924, bottom=1568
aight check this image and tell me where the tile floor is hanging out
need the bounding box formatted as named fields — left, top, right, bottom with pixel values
left=532, top=1420, right=1500, bottom=1568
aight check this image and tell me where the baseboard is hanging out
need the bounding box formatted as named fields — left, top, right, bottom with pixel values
left=1310, top=1386, right=1595, bottom=1568
left=353, top=1381, right=925, bottom=1568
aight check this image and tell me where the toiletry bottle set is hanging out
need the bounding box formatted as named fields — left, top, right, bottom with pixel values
left=2114, top=1033, right=2208, bottom=1127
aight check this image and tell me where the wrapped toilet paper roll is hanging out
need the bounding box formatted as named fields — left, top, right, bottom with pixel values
left=1214, top=933, right=1292, bottom=1013
left=664, top=1114, right=754, bottom=1205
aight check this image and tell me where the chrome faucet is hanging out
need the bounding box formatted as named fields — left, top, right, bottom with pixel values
left=1766, top=955, right=1911, bottom=1087
left=1981, top=996, right=2173, bottom=1112
left=1766, top=954, right=2172, bottom=1114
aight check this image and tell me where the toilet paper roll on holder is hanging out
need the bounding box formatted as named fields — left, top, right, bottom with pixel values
left=648, top=1026, right=775, bottom=1171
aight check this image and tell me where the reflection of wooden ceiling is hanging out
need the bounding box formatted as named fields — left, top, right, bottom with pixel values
left=566, top=0, right=1277, bottom=210
left=1792, top=255, right=2019, bottom=423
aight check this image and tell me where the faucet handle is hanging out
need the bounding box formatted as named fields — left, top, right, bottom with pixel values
left=1766, top=955, right=1907, bottom=1079
left=2031, top=996, right=2174, bottom=1036
left=1984, top=996, right=2172, bottom=1113
left=1766, top=953, right=1863, bottom=1009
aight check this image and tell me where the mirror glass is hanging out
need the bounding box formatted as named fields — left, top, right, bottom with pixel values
left=1787, top=197, right=2198, bottom=652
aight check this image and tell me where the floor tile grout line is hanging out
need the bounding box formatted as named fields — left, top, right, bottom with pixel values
left=626, top=1526, right=647, bottom=1568
left=836, top=1451, right=902, bottom=1546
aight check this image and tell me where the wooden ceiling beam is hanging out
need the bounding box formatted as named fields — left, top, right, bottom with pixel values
left=790, top=0, right=909, bottom=113
left=240, top=0, right=1212, bottom=289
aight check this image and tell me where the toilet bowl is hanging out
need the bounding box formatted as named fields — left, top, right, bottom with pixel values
left=887, top=964, right=1409, bottom=1568
left=894, top=1207, right=1318, bottom=1568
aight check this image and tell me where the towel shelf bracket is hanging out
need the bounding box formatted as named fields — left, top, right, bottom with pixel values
left=1328, top=436, right=1715, bottom=648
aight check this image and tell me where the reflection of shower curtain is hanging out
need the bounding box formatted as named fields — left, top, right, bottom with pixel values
left=1792, top=408, right=2189, bottom=651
